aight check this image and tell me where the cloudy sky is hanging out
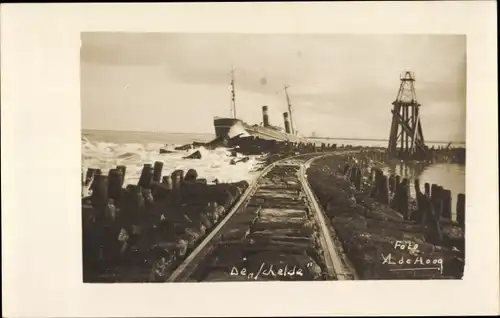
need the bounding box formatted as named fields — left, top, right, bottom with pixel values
left=81, top=33, right=466, bottom=142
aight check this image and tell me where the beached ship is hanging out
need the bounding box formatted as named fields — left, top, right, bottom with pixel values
left=213, top=67, right=306, bottom=143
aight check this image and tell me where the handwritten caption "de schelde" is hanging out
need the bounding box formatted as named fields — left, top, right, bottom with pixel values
left=381, top=240, right=444, bottom=274
left=230, top=259, right=314, bottom=280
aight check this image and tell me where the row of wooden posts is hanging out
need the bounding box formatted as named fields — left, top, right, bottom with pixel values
left=343, top=160, right=465, bottom=244
left=84, top=161, right=205, bottom=211
left=360, top=151, right=465, bottom=226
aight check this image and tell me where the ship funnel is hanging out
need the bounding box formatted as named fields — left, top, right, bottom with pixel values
left=262, top=106, right=270, bottom=127
left=283, top=112, right=291, bottom=134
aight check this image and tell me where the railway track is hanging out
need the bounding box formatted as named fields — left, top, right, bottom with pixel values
left=166, top=153, right=356, bottom=282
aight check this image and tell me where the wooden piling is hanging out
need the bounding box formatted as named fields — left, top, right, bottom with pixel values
left=116, top=165, right=127, bottom=188
left=153, top=161, right=164, bottom=183
left=371, top=169, right=384, bottom=199
left=433, top=185, right=444, bottom=219
left=456, top=193, right=465, bottom=228
left=184, top=168, right=199, bottom=183
left=442, top=189, right=452, bottom=220
left=395, top=175, right=401, bottom=192
left=85, top=168, right=97, bottom=186
left=424, top=182, right=430, bottom=198
left=143, top=188, right=154, bottom=206
left=354, top=167, right=362, bottom=190
left=107, top=168, right=123, bottom=201
left=138, top=164, right=153, bottom=189
left=423, top=196, right=443, bottom=244
left=414, top=178, right=421, bottom=195
left=171, top=170, right=184, bottom=190
left=399, top=178, right=410, bottom=220
left=90, top=174, right=108, bottom=216
left=162, top=176, right=173, bottom=190
left=430, top=184, right=438, bottom=201
left=350, top=165, right=358, bottom=183
left=129, top=185, right=145, bottom=212
left=389, top=175, right=396, bottom=193
left=173, top=169, right=185, bottom=185
left=369, top=168, right=375, bottom=181
left=377, top=174, right=390, bottom=205
left=343, top=164, right=350, bottom=176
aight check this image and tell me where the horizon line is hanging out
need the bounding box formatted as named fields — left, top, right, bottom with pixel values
left=81, top=128, right=465, bottom=144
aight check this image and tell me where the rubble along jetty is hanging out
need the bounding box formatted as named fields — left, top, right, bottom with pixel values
left=82, top=163, right=251, bottom=283
left=161, top=134, right=338, bottom=157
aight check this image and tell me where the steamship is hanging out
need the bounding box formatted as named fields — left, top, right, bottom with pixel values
left=213, top=67, right=307, bottom=143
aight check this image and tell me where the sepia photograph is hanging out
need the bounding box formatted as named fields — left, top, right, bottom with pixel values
left=3, top=2, right=498, bottom=317
left=81, top=32, right=466, bottom=283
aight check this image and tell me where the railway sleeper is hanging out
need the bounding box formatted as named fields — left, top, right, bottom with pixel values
left=252, top=217, right=307, bottom=231
left=250, top=237, right=314, bottom=249
left=250, top=201, right=307, bottom=209
left=250, top=228, right=313, bottom=238
left=258, top=208, right=306, bottom=218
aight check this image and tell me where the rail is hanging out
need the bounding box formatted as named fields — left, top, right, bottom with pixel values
left=166, top=151, right=356, bottom=282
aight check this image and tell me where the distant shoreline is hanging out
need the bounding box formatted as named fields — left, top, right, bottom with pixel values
left=81, top=129, right=464, bottom=145
left=307, top=136, right=466, bottom=145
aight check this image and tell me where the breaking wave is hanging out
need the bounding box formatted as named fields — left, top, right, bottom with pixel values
left=227, top=121, right=251, bottom=139
left=81, top=135, right=264, bottom=190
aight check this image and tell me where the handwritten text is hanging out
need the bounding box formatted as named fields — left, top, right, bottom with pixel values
left=230, top=262, right=313, bottom=280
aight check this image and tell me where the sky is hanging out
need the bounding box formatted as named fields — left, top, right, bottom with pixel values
left=80, top=33, right=466, bottom=142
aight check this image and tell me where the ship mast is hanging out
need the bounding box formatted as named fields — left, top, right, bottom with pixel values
left=284, top=84, right=295, bottom=135
left=230, top=66, right=236, bottom=119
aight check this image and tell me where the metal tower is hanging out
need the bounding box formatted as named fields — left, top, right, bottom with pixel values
left=387, top=71, right=428, bottom=158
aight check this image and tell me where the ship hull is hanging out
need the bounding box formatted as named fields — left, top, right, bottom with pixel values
left=214, top=117, right=306, bottom=143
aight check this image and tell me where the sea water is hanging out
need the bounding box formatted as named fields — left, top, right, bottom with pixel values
left=82, top=129, right=465, bottom=218
left=82, top=129, right=265, bottom=191
left=312, top=137, right=466, bottom=218
left=382, top=161, right=465, bottom=219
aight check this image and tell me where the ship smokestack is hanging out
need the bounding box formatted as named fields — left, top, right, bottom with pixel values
left=283, top=112, right=291, bottom=134
left=262, top=105, right=270, bottom=127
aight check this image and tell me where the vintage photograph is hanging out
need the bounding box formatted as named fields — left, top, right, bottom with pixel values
left=81, top=32, right=466, bottom=282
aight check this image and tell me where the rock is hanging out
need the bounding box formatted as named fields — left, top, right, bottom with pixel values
left=200, top=212, right=213, bottom=229
left=175, top=144, right=193, bottom=151
left=159, top=148, right=174, bottom=154
left=180, top=181, right=210, bottom=206
left=175, top=239, right=188, bottom=258
left=192, top=142, right=205, bottom=148
left=184, top=150, right=202, bottom=159
left=185, top=228, right=201, bottom=244
left=199, top=224, right=207, bottom=236
left=196, top=178, right=208, bottom=185
left=236, top=180, right=250, bottom=189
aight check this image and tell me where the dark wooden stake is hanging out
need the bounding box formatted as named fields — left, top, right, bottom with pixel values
left=153, top=161, right=164, bottom=183
left=456, top=193, right=465, bottom=228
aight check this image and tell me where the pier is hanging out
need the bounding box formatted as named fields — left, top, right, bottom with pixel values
left=82, top=143, right=464, bottom=282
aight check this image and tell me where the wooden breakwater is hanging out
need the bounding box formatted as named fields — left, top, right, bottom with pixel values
left=306, top=151, right=465, bottom=279
left=354, top=150, right=465, bottom=251
left=363, top=163, right=465, bottom=251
